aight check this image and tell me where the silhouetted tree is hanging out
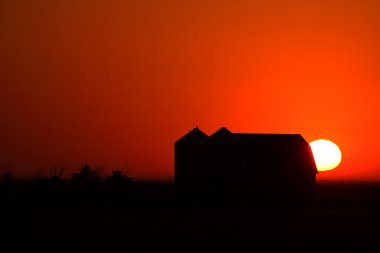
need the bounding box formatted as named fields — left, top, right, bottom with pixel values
left=48, top=164, right=65, bottom=188
left=0, top=162, right=16, bottom=204
left=33, top=168, right=46, bottom=181
left=71, top=164, right=103, bottom=201
left=31, top=167, right=64, bottom=199
left=104, top=169, right=132, bottom=188
left=102, top=165, right=132, bottom=204
left=1, top=161, right=14, bottom=185
left=50, top=164, right=64, bottom=178
left=72, top=164, right=102, bottom=184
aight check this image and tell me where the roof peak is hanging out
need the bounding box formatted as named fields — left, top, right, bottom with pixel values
left=176, top=127, right=209, bottom=143
left=211, top=126, right=232, bottom=136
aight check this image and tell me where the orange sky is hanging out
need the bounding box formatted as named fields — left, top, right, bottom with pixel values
left=1, top=0, right=379, bottom=180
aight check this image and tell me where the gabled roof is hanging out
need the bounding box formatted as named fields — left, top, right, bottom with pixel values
left=175, top=127, right=208, bottom=144
left=211, top=127, right=233, bottom=138
left=210, top=127, right=245, bottom=143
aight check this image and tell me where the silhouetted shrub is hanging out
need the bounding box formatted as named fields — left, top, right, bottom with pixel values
left=71, top=164, right=103, bottom=202
left=1, top=162, right=14, bottom=187
left=29, top=167, right=66, bottom=205
left=104, top=169, right=132, bottom=193
left=1, top=172, right=13, bottom=185
left=71, top=164, right=102, bottom=186
left=105, top=170, right=131, bottom=183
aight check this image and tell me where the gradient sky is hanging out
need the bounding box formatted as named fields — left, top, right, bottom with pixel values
left=1, top=0, right=380, bottom=180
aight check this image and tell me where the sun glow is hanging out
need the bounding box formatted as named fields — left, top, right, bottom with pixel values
left=309, top=139, right=342, bottom=172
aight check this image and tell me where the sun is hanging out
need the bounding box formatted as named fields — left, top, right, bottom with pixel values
left=309, top=139, right=342, bottom=172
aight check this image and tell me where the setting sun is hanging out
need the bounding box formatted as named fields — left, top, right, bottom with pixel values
left=309, top=139, right=342, bottom=172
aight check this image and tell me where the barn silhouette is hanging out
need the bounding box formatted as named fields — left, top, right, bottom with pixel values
left=175, top=127, right=318, bottom=203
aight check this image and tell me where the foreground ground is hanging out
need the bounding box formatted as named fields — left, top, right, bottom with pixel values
left=1, top=181, right=380, bottom=252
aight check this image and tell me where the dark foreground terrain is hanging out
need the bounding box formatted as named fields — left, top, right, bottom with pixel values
left=1, top=181, right=380, bottom=252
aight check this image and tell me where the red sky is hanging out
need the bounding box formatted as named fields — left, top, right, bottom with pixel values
left=1, top=0, right=379, bottom=181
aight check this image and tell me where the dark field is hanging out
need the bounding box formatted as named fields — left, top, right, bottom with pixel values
left=1, top=181, right=380, bottom=252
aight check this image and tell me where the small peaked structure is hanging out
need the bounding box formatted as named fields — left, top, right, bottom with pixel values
left=176, top=127, right=209, bottom=144
left=175, top=127, right=210, bottom=196
left=175, top=127, right=318, bottom=203
left=208, top=127, right=246, bottom=197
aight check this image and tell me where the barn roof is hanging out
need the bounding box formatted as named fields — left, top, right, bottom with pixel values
left=210, top=127, right=246, bottom=143
left=175, top=127, right=208, bottom=144
left=176, top=127, right=318, bottom=174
